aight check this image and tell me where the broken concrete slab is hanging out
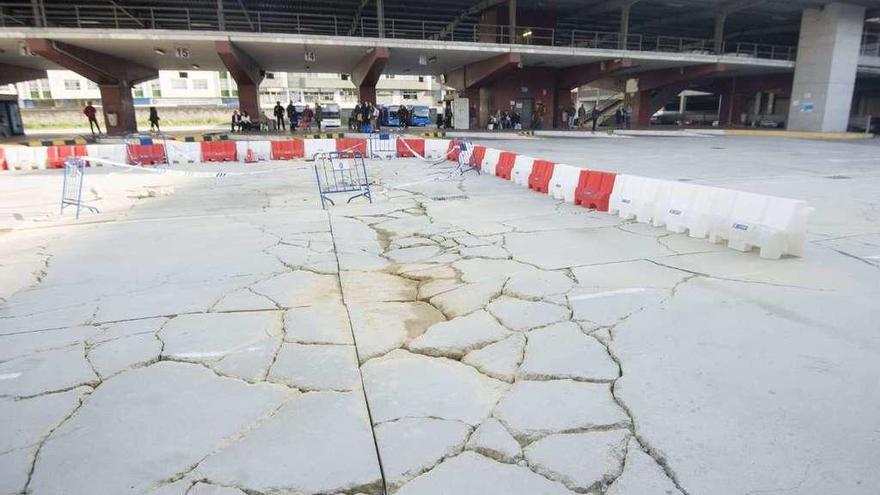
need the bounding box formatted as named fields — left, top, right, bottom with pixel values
left=28, top=362, right=292, bottom=494
left=348, top=302, right=445, bottom=362
left=429, top=279, right=504, bottom=318
left=88, top=332, right=162, bottom=377
left=407, top=310, right=511, bottom=359
left=524, top=429, right=630, bottom=492
left=461, top=333, right=525, bottom=383
left=341, top=271, right=418, bottom=303
left=268, top=343, right=360, bottom=391
left=494, top=380, right=629, bottom=442
left=465, top=417, right=521, bottom=463
left=249, top=271, right=342, bottom=308
left=395, top=451, right=576, bottom=495
left=518, top=322, right=618, bottom=382
left=375, top=417, right=472, bottom=490
left=0, top=325, right=99, bottom=362
left=487, top=296, right=570, bottom=332
left=567, top=287, right=668, bottom=327
left=361, top=350, right=508, bottom=425
left=0, top=386, right=91, bottom=495
left=284, top=303, right=354, bottom=345
left=196, top=391, right=382, bottom=494
left=504, top=270, right=575, bottom=300
left=605, top=438, right=683, bottom=495
left=0, top=344, right=97, bottom=398
left=212, top=287, right=279, bottom=312
left=385, top=245, right=444, bottom=264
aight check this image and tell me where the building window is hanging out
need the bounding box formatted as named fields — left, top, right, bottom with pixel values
left=385, top=74, right=395, bottom=79
left=418, top=76, right=424, bottom=83
left=192, top=79, right=208, bottom=90
left=265, top=72, right=275, bottom=79
left=171, top=79, right=187, bottom=90
left=86, top=81, right=98, bottom=90
left=178, top=72, right=189, bottom=79
left=403, top=91, right=418, bottom=100
left=64, top=79, right=81, bottom=91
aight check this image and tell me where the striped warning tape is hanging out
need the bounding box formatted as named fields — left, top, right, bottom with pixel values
left=20, top=137, right=89, bottom=147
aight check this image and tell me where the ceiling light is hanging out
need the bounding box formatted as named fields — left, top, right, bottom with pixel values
left=154, top=48, right=166, bottom=55
left=427, top=56, right=437, bottom=64
left=522, top=30, right=533, bottom=37
left=191, top=64, right=200, bottom=69
left=866, top=17, right=880, bottom=23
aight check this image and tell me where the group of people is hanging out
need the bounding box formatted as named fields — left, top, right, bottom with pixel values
left=270, top=101, right=324, bottom=132
left=488, top=109, right=522, bottom=130
left=348, top=102, right=381, bottom=132
left=561, top=103, right=632, bottom=131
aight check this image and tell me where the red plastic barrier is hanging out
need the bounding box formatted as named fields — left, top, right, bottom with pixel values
left=528, top=160, right=555, bottom=193
left=0, top=148, right=6, bottom=171
left=574, top=170, right=617, bottom=211
left=396, top=138, right=425, bottom=158
left=201, top=141, right=236, bottom=162
left=447, top=140, right=461, bottom=162
left=46, top=145, right=88, bottom=169
left=473, top=146, right=486, bottom=168
left=271, top=139, right=304, bottom=160
left=127, top=144, right=166, bottom=165
left=336, top=138, right=367, bottom=155
left=495, top=151, right=517, bottom=180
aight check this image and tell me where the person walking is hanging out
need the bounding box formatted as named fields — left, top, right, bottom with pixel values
left=83, top=101, right=101, bottom=136
left=273, top=101, right=285, bottom=131
left=314, top=102, right=323, bottom=132
left=591, top=104, right=599, bottom=132
left=148, top=106, right=161, bottom=133
left=577, top=104, right=587, bottom=129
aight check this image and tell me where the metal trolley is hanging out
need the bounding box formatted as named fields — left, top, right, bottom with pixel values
left=313, top=151, right=373, bottom=209
left=61, top=157, right=99, bottom=219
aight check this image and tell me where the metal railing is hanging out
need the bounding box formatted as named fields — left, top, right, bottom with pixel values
left=0, top=2, right=796, bottom=61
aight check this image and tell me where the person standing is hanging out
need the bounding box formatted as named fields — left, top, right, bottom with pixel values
left=591, top=104, right=599, bottom=132
left=577, top=104, right=587, bottom=129
left=273, top=101, right=285, bottom=131
left=371, top=103, right=380, bottom=131
left=314, top=102, right=323, bottom=132
left=351, top=103, right=361, bottom=131
left=83, top=101, right=101, bottom=136
left=148, top=106, right=161, bottom=133
left=231, top=109, right=241, bottom=132
left=361, top=102, right=371, bottom=132
left=286, top=102, right=296, bottom=131
left=302, top=104, right=314, bottom=131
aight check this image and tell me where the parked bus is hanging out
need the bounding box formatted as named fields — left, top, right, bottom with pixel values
left=380, top=105, right=403, bottom=127
left=320, top=102, right=341, bottom=128
left=409, top=105, right=431, bottom=127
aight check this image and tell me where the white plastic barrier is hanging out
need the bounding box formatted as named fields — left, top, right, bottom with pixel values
left=424, top=139, right=450, bottom=159
left=726, top=192, right=770, bottom=253
left=662, top=182, right=699, bottom=234
left=609, top=174, right=639, bottom=218
left=164, top=141, right=202, bottom=165
left=648, top=180, right=676, bottom=227
left=235, top=140, right=272, bottom=162
left=548, top=164, right=581, bottom=203
left=685, top=185, right=719, bottom=239
left=755, top=197, right=812, bottom=258
left=706, top=188, right=739, bottom=243
left=481, top=148, right=502, bottom=176
left=303, top=138, right=337, bottom=160
left=86, top=144, right=127, bottom=166
left=511, top=155, right=535, bottom=186
left=4, top=146, right=48, bottom=171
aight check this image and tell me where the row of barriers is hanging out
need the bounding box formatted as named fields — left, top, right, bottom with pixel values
left=0, top=136, right=458, bottom=170
left=473, top=144, right=812, bottom=259
left=1, top=137, right=812, bottom=259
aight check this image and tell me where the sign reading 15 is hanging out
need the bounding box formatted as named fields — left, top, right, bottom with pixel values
left=175, top=47, right=191, bottom=58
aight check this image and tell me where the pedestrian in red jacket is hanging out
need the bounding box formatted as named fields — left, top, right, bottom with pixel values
left=83, top=101, right=101, bottom=136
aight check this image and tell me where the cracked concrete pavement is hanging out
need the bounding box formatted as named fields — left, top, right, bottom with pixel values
left=1, top=136, right=879, bottom=495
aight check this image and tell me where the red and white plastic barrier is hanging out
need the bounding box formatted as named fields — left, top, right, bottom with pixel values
left=511, top=155, right=534, bottom=186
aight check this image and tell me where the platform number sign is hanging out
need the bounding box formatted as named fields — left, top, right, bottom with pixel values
left=175, top=47, right=191, bottom=59
left=304, top=51, right=317, bottom=62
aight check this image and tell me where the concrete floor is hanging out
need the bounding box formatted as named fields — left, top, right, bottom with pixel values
left=0, top=136, right=878, bottom=495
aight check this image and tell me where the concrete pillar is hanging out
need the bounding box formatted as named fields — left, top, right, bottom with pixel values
left=31, top=0, right=42, bottom=27
left=376, top=0, right=385, bottom=38
left=630, top=91, right=652, bottom=128
left=713, top=13, right=726, bottom=54
left=753, top=91, right=762, bottom=124
left=509, top=0, right=517, bottom=44
left=678, top=93, right=687, bottom=114
left=351, top=47, right=389, bottom=105
left=216, top=41, right=265, bottom=119
left=217, top=0, right=225, bottom=30
left=767, top=92, right=775, bottom=114
left=98, top=83, right=138, bottom=135
left=479, top=87, right=491, bottom=129
left=620, top=4, right=631, bottom=49
left=787, top=2, right=865, bottom=132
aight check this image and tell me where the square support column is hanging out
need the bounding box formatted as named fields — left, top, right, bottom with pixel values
left=98, top=83, right=138, bottom=135
left=787, top=2, right=865, bottom=132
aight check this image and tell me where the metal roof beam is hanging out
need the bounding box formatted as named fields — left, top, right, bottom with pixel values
left=432, top=0, right=509, bottom=40
left=636, top=0, right=766, bottom=31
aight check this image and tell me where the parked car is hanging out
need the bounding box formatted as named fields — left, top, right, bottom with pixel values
left=380, top=105, right=403, bottom=127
